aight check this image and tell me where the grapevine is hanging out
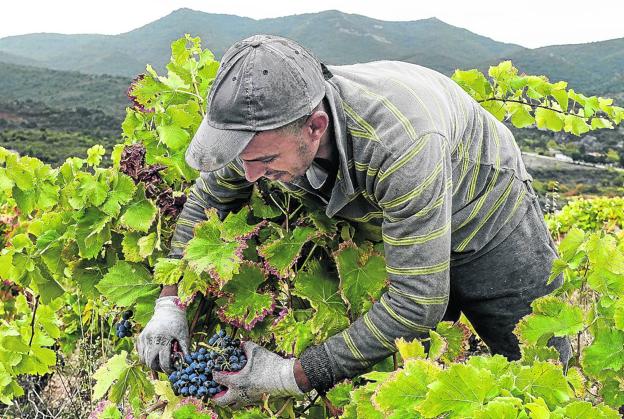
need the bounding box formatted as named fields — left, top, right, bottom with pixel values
left=0, top=34, right=623, bottom=418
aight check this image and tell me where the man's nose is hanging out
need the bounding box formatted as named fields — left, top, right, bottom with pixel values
left=242, top=161, right=265, bottom=182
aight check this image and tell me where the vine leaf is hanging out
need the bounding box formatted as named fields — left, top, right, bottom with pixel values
left=119, top=184, right=157, bottom=233
left=372, top=359, right=440, bottom=416
left=101, top=172, right=136, bottom=217
left=515, top=295, right=584, bottom=345
left=326, top=381, right=353, bottom=409
left=250, top=188, right=282, bottom=219
left=259, top=225, right=317, bottom=278
left=96, top=261, right=159, bottom=307
left=216, top=263, right=274, bottom=331
left=581, top=326, right=624, bottom=377
left=334, top=241, right=387, bottom=316
left=93, top=351, right=130, bottom=399
left=271, top=310, right=314, bottom=356
left=435, top=321, right=470, bottom=363
left=342, top=382, right=383, bottom=419
left=554, top=401, right=621, bottom=418
left=75, top=207, right=111, bottom=259
left=153, top=257, right=184, bottom=285
left=395, top=337, right=426, bottom=361
left=292, top=261, right=349, bottom=341
left=515, top=361, right=573, bottom=409
left=221, top=207, right=265, bottom=241
left=418, top=364, right=500, bottom=417
left=185, top=209, right=246, bottom=285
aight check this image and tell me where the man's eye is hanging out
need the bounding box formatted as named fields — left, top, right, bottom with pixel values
left=261, top=157, right=276, bottom=163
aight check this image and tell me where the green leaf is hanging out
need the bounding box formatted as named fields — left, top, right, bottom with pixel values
left=581, top=326, right=624, bottom=377
left=185, top=209, right=245, bottom=284
left=119, top=185, right=157, bottom=233
left=451, top=69, right=492, bottom=100
left=121, top=232, right=142, bottom=262
left=373, top=359, right=439, bottom=415
left=418, top=364, right=500, bottom=418
left=96, top=261, right=159, bottom=307
left=75, top=207, right=111, bottom=259
left=507, top=102, right=535, bottom=128
left=153, top=258, right=184, bottom=286
left=93, top=351, right=130, bottom=399
left=614, top=298, right=624, bottom=331
left=515, top=361, right=572, bottom=408
left=515, top=295, right=584, bottom=345
left=138, top=232, right=157, bottom=258
left=217, top=263, right=274, bottom=330
left=86, top=144, right=106, bottom=167
left=558, top=228, right=585, bottom=261
left=554, top=400, right=621, bottom=419
left=271, top=310, right=314, bottom=356
left=395, top=337, right=426, bottom=361
left=157, top=125, right=190, bottom=151
left=258, top=225, right=317, bottom=278
left=109, top=364, right=154, bottom=405
left=564, top=114, right=591, bottom=136
left=221, top=207, right=264, bottom=241
left=326, top=381, right=353, bottom=408
left=475, top=398, right=525, bottom=419
left=250, top=188, right=281, bottom=219
left=535, top=107, right=564, bottom=131
left=292, top=261, right=349, bottom=340
left=334, top=241, right=387, bottom=315
left=342, top=382, right=384, bottom=419
left=101, top=173, right=136, bottom=217
left=29, top=266, right=64, bottom=304
left=435, top=321, right=469, bottom=363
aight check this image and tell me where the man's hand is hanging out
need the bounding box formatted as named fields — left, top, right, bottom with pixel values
left=137, top=296, right=189, bottom=373
left=212, top=341, right=304, bottom=408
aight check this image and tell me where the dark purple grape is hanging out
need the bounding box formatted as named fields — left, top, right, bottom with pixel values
left=122, top=310, right=133, bottom=320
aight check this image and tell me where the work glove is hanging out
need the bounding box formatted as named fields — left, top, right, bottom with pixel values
left=137, top=296, right=190, bottom=373
left=212, top=341, right=303, bottom=409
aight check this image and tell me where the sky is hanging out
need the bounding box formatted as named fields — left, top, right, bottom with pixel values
left=1, top=0, right=623, bottom=49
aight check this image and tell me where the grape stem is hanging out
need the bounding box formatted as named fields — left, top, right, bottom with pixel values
left=28, top=295, right=40, bottom=347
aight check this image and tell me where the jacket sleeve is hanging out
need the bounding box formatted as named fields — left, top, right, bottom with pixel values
left=168, top=160, right=253, bottom=259
left=300, top=132, right=453, bottom=390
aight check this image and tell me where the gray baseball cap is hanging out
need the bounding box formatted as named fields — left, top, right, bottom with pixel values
left=185, top=34, right=327, bottom=173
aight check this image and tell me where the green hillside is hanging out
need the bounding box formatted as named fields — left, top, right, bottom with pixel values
left=0, top=62, right=131, bottom=116
left=0, top=9, right=523, bottom=77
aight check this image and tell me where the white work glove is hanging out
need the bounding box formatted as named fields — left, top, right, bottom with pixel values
left=212, top=341, right=303, bottom=409
left=137, top=296, right=190, bottom=373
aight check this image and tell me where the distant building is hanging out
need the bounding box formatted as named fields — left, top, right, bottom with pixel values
left=554, top=153, right=573, bottom=162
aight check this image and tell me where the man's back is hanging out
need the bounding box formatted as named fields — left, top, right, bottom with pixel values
left=286, top=60, right=536, bottom=261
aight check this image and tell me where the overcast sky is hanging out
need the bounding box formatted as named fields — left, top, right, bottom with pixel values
left=1, top=0, right=623, bottom=49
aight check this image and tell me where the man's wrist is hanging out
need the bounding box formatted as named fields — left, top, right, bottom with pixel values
left=159, top=284, right=178, bottom=298
left=293, top=359, right=312, bottom=392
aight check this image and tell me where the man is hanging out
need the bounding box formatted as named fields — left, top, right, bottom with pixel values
left=138, top=34, right=571, bottom=407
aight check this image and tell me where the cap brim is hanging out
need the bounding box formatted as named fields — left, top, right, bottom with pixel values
left=185, top=116, right=255, bottom=172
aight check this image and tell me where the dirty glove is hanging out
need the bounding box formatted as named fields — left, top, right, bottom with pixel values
left=212, top=341, right=303, bottom=408
left=137, top=296, right=189, bottom=373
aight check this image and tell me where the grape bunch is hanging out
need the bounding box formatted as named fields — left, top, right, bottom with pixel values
left=115, top=310, right=133, bottom=338
left=168, top=330, right=247, bottom=399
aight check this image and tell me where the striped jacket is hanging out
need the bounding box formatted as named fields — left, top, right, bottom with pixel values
left=169, top=60, right=535, bottom=388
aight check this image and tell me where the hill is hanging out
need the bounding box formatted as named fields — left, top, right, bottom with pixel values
left=0, top=9, right=523, bottom=78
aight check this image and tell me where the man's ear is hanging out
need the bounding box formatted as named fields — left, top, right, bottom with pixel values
left=307, top=111, right=329, bottom=142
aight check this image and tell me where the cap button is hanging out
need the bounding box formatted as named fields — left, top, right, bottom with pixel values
left=249, top=39, right=262, bottom=47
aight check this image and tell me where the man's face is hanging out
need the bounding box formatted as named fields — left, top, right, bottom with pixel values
left=239, top=118, right=322, bottom=183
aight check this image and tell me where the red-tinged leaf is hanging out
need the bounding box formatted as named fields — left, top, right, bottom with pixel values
left=216, top=263, right=274, bottom=331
